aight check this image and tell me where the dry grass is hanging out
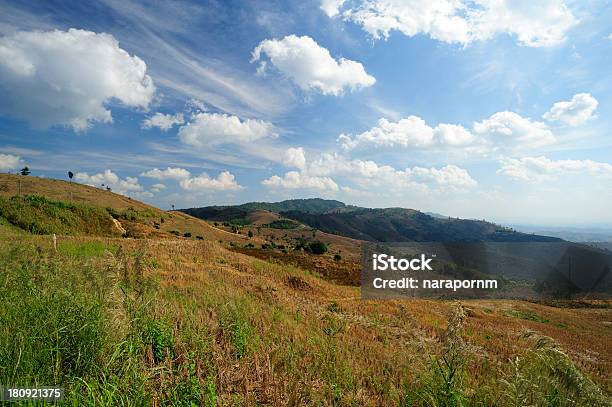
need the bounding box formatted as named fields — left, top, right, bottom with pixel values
left=1, top=176, right=610, bottom=405
left=4, top=231, right=610, bottom=405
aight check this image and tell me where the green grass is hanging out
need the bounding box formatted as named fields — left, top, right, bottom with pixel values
left=58, top=241, right=116, bottom=258
left=0, top=195, right=118, bottom=236
left=506, top=309, right=550, bottom=324
left=0, top=242, right=154, bottom=405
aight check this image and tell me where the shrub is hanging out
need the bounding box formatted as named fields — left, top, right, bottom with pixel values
left=183, top=232, right=192, bottom=238
left=309, top=241, right=328, bottom=255
left=334, top=254, right=342, bottom=261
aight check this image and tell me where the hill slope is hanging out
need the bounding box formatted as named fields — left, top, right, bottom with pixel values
left=0, top=174, right=255, bottom=244
left=181, top=198, right=346, bottom=221
left=182, top=199, right=560, bottom=243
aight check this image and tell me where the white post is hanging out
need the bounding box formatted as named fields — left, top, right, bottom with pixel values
left=52, top=234, right=57, bottom=252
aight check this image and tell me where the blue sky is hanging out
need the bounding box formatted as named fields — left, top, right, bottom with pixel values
left=0, top=0, right=611, bottom=226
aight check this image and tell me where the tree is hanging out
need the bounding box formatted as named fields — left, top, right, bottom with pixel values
left=20, top=166, right=30, bottom=176
left=248, top=230, right=253, bottom=238
left=68, top=171, right=74, bottom=182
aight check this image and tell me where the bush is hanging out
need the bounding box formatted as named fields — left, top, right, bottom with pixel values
left=309, top=241, right=328, bottom=255
left=196, top=235, right=204, bottom=240
left=334, top=254, right=342, bottom=261
left=266, top=219, right=299, bottom=229
left=183, top=232, right=192, bottom=238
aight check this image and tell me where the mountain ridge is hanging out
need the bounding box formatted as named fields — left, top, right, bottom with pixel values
left=181, top=198, right=561, bottom=243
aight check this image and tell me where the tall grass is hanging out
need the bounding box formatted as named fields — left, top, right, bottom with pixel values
left=0, top=195, right=117, bottom=236
left=0, top=236, right=610, bottom=405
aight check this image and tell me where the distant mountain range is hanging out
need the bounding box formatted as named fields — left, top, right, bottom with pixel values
left=509, top=224, right=612, bottom=243
left=181, top=198, right=561, bottom=243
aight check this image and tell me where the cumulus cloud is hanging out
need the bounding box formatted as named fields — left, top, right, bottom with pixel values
left=251, top=35, right=375, bottom=96
left=283, top=147, right=307, bottom=169
left=542, top=93, right=598, bottom=126
left=340, top=107, right=569, bottom=155
left=178, top=112, right=276, bottom=148
left=267, top=148, right=476, bottom=193
left=151, top=183, right=167, bottom=193
left=0, top=153, right=23, bottom=170
left=498, top=156, right=612, bottom=182
left=473, top=111, right=555, bottom=148
left=339, top=116, right=474, bottom=150
left=0, top=29, right=155, bottom=131
left=74, top=169, right=144, bottom=196
left=323, top=0, right=576, bottom=47
left=179, top=171, right=242, bottom=191
left=141, top=112, right=184, bottom=131
left=307, top=152, right=477, bottom=191
left=140, top=167, right=191, bottom=180
left=262, top=171, right=339, bottom=191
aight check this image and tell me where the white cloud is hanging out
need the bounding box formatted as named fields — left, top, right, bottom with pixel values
left=262, top=171, right=340, bottom=191
left=151, top=183, right=167, bottom=193
left=133, top=191, right=154, bottom=199
left=251, top=35, right=375, bottom=96
left=140, top=167, right=191, bottom=180
left=339, top=116, right=474, bottom=150
left=320, top=0, right=346, bottom=17
left=271, top=148, right=476, bottom=193
left=74, top=169, right=144, bottom=196
left=340, top=108, right=563, bottom=155
left=473, top=111, right=555, bottom=148
left=0, top=28, right=155, bottom=131
left=435, top=124, right=475, bottom=146
left=179, top=171, right=242, bottom=191
left=0, top=153, right=23, bottom=170
left=498, top=156, right=612, bottom=182
left=178, top=112, right=276, bottom=148
left=308, top=152, right=477, bottom=191
left=324, top=0, right=576, bottom=47
left=283, top=147, right=307, bottom=170
left=542, top=93, right=598, bottom=126
left=141, top=112, right=184, bottom=131
left=185, top=98, right=207, bottom=113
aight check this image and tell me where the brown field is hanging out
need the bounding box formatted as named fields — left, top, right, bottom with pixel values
left=0, top=173, right=610, bottom=405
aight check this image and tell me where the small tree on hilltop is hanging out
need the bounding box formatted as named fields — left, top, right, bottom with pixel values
left=20, top=166, right=30, bottom=176
left=68, top=171, right=74, bottom=182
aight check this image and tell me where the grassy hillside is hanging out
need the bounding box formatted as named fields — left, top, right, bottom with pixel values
left=0, top=194, right=121, bottom=236
left=0, top=173, right=153, bottom=211
left=0, top=176, right=610, bottom=405
left=0, top=173, right=261, bottom=245
left=1, top=233, right=611, bottom=405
